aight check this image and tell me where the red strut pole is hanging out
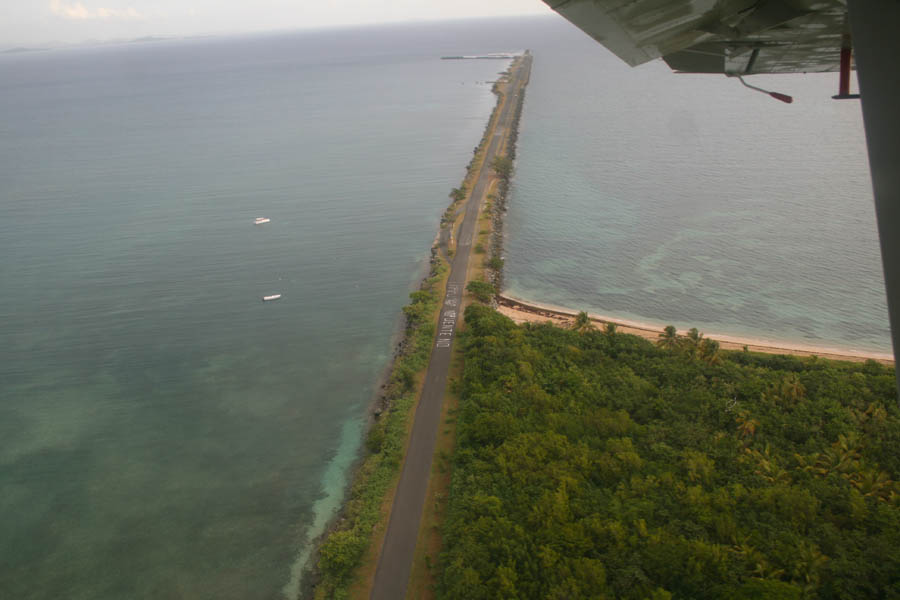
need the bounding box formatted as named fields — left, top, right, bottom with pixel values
left=839, top=33, right=852, bottom=96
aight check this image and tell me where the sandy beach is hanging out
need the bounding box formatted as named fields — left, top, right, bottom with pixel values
left=497, top=294, right=895, bottom=366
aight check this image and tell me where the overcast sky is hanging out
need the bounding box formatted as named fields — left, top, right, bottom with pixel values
left=1, top=0, right=555, bottom=47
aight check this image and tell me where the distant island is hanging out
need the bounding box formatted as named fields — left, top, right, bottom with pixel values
left=441, top=52, right=521, bottom=60
left=2, top=47, right=47, bottom=54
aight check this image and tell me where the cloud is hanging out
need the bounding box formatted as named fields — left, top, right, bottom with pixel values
left=50, top=0, right=142, bottom=20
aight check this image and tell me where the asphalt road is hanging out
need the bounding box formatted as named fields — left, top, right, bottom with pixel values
left=370, top=54, right=532, bottom=600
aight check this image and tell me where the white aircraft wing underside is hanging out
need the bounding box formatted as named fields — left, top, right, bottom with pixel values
left=543, top=0, right=849, bottom=74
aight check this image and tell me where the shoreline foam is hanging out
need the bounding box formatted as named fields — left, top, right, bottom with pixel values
left=498, top=293, right=894, bottom=365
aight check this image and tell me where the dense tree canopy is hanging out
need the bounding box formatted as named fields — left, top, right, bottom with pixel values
left=437, top=305, right=900, bottom=599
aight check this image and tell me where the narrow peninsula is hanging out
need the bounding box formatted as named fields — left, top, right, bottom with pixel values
left=308, top=52, right=532, bottom=599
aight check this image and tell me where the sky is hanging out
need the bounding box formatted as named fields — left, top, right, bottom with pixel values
left=1, top=0, right=555, bottom=48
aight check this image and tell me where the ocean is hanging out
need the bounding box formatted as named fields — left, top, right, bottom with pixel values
left=0, top=19, right=524, bottom=600
left=0, top=14, right=890, bottom=600
left=503, top=18, right=890, bottom=355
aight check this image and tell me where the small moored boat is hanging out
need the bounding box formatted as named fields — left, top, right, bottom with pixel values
left=262, top=294, right=282, bottom=302
left=254, top=217, right=271, bottom=225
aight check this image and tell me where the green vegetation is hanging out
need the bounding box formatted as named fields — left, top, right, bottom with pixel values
left=312, top=259, right=448, bottom=599
left=442, top=185, right=470, bottom=229
left=466, top=280, right=496, bottom=304
left=657, top=326, right=724, bottom=365
left=449, top=186, right=467, bottom=203
left=441, top=205, right=458, bottom=227
left=658, top=325, right=679, bottom=351
left=491, top=155, right=514, bottom=180
left=437, top=304, right=900, bottom=599
left=573, top=311, right=594, bottom=334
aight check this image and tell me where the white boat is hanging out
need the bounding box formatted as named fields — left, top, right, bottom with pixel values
left=254, top=217, right=271, bottom=225
left=262, top=294, right=282, bottom=302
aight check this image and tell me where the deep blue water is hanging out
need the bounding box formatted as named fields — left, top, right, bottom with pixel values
left=0, top=19, right=530, bottom=599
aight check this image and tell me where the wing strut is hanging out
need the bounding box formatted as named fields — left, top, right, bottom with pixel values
left=833, top=33, right=861, bottom=99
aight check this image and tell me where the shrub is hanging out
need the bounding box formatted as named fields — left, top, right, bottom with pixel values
left=466, top=281, right=496, bottom=303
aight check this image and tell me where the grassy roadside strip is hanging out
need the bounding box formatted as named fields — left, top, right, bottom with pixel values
left=311, top=257, right=448, bottom=600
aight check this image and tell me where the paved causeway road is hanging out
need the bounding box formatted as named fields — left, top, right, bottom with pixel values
left=370, top=53, right=532, bottom=600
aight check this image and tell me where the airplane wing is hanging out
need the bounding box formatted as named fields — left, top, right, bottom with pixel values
left=542, top=0, right=848, bottom=74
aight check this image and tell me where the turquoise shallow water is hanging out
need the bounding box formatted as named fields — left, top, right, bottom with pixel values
left=503, top=19, right=891, bottom=355
left=0, top=20, right=532, bottom=599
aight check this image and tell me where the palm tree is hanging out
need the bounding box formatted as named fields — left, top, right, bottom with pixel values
left=780, top=373, right=806, bottom=403
left=603, top=322, right=617, bottom=337
left=808, top=433, right=862, bottom=476
left=657, top=325, right=679, bottom=350
left=680, top=327, right=703, bottom=358
left=736, top=412, right=759, bottom=440
left=699, top=338, right=721, bottom=365
left=852, top=468, right=894, bottom=501
left=572, top=311, right=594, bottom=334
left=790, top=542, right=829, bottom=592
